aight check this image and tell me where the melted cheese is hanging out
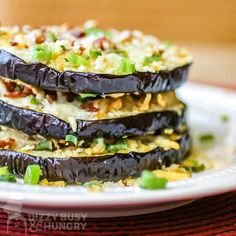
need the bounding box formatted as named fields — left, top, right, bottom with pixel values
left=0, top=77, right=184, bottom=126
left=0, top=126, right=181, bottom=159
left=0, top=21, right=193, bottom=74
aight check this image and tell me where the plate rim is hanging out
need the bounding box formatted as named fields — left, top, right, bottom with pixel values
left=0, top=82, right=236, bottom=209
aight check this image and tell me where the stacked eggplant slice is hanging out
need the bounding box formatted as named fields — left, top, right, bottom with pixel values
left=0, top=22, right=192, bottom=183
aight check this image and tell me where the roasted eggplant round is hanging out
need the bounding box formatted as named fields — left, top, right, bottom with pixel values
left=0, top=131, right=191, bottom=182
left=0, top=99, right=186, bottom=139
left=0, top=50, right=191, bottom=94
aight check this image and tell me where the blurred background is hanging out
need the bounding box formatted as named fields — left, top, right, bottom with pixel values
left=0, top=0, right=236, bottom=87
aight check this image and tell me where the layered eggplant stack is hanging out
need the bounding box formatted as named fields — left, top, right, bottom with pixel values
left=0, top=21, right=192, bottom=183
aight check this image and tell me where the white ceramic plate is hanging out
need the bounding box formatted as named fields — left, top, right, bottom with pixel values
left=0, top=82, right=236, bottom=217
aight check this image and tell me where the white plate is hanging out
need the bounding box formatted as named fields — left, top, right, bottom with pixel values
left=0, top=82, right=236, bottom=217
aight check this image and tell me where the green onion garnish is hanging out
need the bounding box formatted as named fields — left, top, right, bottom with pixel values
left=114, top=50, right=128, bottom=57
left=117, top=58, right=136, bottom=74
left=163, top=41, right=173, bottom=48
left=77, top=93, right=98, bottom=102
left=66, top=53, right=89, bottom=67
left=84, top=28, right=112, bottom=38
left=65, top=135, right=78, bottom=146
left=33, top=44, right=52, bottom=62
left=89, top=49, right=102, bottom=58
left=80, top=93, right=97, bottom=99
left=143, top=55, right=161, bottom=65
left=221, top=115, right=229, bottom=123
left=0, top=175, right=16, bottom=183
left=0, top=166, right=9, bottom=175
left=0, top=166, right=16, bottom=183
left=182, top=159, right=205, bottom=173
left=49, top=32, right=57, bottom=42
left=139, top=170, right=168, bottom=190
left=199, top=133, right=215, bottom=143
left=83, top=180, right=102, bottom=188
left=106, top=140, right=128, bottom=153
left=35, top=140, right=53, bottom=151
left=24, top=165, right=41, bottom=185
left=30, top=97, right=41, bottom=105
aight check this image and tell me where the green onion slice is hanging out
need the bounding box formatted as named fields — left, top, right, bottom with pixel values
left=221, top=115, right=229, bottom=123
left=106, top=140, right=128, bottom=153
left=35, top=140, right=53, bottom=151
left=143, top=55, right=161, bottom=65
left=199, top=133, right=215, bottom=143
left=24, top=165, right=41, bottom=185
left=89, top=49, right=102, bottom=58
left=84, top=28, right=112, bottom=38
left=65, top=135, right=78, bottom=146
left=33, top=44, right=52, bottom=62
left=49, top=32, right=57, bottom=42
left=182, top=159, right=205, bottom=173
left=83, top=180, right=102, bottom=188
left=139, top=170, right=168, bottom=190
left=117, top=58, right=136, bottom=74
left=0, top=166, right=10, bottom=175
left=66, top=53, right=89, bottom=67
left=30, top=97, right=41, bottom=105
left=0, top=166, right=16, bottom=183
left=0, top=175, right=16, bottom=183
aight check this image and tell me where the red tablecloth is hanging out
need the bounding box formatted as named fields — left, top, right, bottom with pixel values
left=1, top=191, right=236, bottom=235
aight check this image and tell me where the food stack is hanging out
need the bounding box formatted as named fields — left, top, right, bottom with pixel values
left=0, top=21, right=192, bottom=183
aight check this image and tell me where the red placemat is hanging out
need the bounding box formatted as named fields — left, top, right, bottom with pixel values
left=1, top=191, right=236, bottom=235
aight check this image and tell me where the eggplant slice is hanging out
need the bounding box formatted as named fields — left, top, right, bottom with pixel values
left=0, top=50, right=191, bottom=94
left=0, top=99, right=186, bottom=139
left=0, top=130, right=191, bottom=182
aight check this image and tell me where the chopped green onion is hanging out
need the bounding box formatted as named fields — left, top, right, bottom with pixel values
left=33, top=44, right=52, bottom=62
left=199, top=133, right=215, bottom=143
left=0, top=166, right=16, bottom=182
left=24, top=165, right=41, bottom=185
left=77, top=93, right=98, bottom=102
left=0, top=166, right=9, bottom=175
left=139, top=170, right=168, bottom=190
left=89, top=49, right=102, bottom=58
left=106, top=140, right=128, bottom=153
left=0, top=175, right=16, bottom=183
left=66, top=53, right=89, bottom=67
left=221, top=115, right=229, bottom=123
left=35, top=140, right=53, bottom=151
left=163, top=40, right=173, bottom=48
left=49, top=32, right=57, bottom=42
left=83, top=180, right=102, bottom=188
left=182, top=159, right=205, bottom=173
left=84, top=28, right=112, bottom=38
left=60, top=45, right=66, bottom=51
left=80, top=93, right=97, bottom=99
left=30, top=97, right=41, bottom=105
left=143, top=55, right=161, bottom=65
left=65, top=135, right=78, bottom=146
left=114, top=50, right=128, bottom=57
left=117, top=58, right=136, bottom=74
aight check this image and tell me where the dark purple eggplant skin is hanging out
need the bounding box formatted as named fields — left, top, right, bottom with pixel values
left=0, top=49, right=191, bottom=94
left=76, top=108, right=186, bottom=138
left=0, top=131, right=191, bottom=183
left=0, top=100, right=186, bottom=139
left=0, top=100, right=72, bottom=139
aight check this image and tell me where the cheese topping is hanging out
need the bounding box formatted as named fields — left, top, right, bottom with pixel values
left=0, top=21, right=192, bottom=75
left=0, top=78, right=184, bottom=125
left=0, top=126, right=181, bottom=159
